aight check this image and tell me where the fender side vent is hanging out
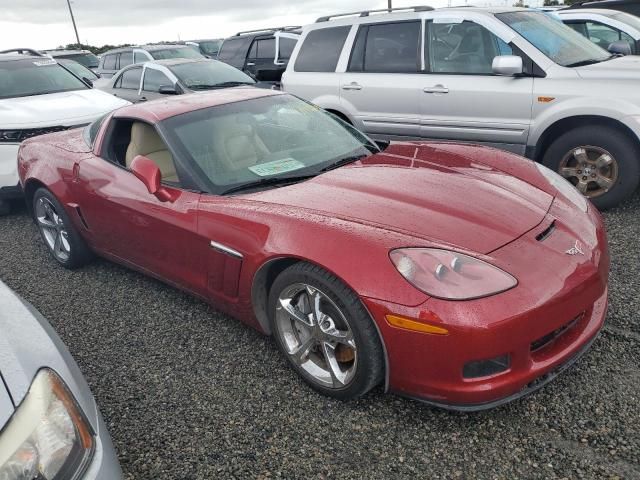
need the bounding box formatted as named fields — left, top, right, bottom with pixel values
left=536, top=220, right=556, bottom=242
left=74, top=206, right=90, bottom=230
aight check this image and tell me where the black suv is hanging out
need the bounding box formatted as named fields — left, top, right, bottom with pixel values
left=217, top=27, right=300, bottom=86
left=568, top=0, right=640, bottom=16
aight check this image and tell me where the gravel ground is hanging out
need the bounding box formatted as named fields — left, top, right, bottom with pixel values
left=0, top=194, right=639, bottom=480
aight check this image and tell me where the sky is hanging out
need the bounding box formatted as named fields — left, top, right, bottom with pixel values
left=0, top=0, right=525, bottom=50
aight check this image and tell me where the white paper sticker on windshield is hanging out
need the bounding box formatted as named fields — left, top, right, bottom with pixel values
left=249, top=158, right=305, bottom=177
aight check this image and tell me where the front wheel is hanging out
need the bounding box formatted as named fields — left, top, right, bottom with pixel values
left=33, top=188, right=93, bottom=269
left=542, top=125, right=640, bottom=210
left=268, top=262, right=384, bottom=400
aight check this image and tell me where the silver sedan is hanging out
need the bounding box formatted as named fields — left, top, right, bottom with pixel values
left=0, top=280, right=122, bottom=479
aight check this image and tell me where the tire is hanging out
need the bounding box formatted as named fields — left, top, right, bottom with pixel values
left=268, top=262, right=384, bottom=400
left=0, top=200, right=9, bottom=216
left=542, top=125, right=640, bottom=210
left=32, top=188, right=93, bottom=269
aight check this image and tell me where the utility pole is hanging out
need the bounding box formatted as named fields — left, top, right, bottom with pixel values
left=66, top=0, right=81, bottom=46
left=388, top=0, right=392, bottom=10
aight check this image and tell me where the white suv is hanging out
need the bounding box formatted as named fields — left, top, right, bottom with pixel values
left=0, top=54, right=129, bottom=215
left=282, top=6, right=640, bottom=209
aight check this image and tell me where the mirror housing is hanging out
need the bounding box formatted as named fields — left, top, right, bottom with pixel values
left=608, top=41, right=632, bottom=56
left=130, top=155, right=178, bottom=202
left=158, top=84, right=178, bottom=95
left=492, top=55, right=524, bottom=76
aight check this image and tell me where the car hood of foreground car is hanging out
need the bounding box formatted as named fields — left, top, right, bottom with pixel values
left=246, top=143, right=554, bottom=254
left=0, top=281, right=98, bottom=431
left=0, top=88, right=129, bottom=129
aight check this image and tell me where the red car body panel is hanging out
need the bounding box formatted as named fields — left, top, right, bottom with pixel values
left=17, top=90, right=609, bottom=409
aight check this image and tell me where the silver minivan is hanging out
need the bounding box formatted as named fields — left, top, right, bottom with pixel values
left=283, top=6, right=640, bottom=209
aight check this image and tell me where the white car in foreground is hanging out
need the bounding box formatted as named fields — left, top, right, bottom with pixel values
left=0, top=53, right=129, bottom=215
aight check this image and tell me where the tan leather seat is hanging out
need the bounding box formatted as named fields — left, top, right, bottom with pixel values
left=211, top=121, right=270, bottom=174
left=125, top=122, right=179, bottom=183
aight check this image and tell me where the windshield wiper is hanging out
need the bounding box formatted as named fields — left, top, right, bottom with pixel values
left=188, top=81, right=255, bottom=90
left=565, top=57, right=610, bottom=68
left=320, top=154, right=368, bottom=173
left=222, top=174, right=317, bottom=195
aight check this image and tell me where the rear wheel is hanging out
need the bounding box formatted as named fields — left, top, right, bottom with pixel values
left=542, top=125, right=640, bottom=210
left=268, top=262, right=384, bottom=400
left=33, top=188, right=93, bottom=269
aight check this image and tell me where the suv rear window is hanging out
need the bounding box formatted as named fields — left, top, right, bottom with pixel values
left=294, top=26, right=351, bottom=72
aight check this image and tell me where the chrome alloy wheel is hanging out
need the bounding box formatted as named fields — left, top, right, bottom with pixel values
left=35, top=197, right=71, bottom=262
left=558, top=145, right=618, bottom=198
left=275, top=283, right=357, bottom=389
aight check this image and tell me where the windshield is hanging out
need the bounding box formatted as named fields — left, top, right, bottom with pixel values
left=58, top=59, right=99, bottom=80
left=161, top=94, right=377, bottom=194
left=150, top=47, right=204, bottom=60
left=171, top=60, right=255, bottom=90
left=58, top=53, right=99, bottom=69
left=0, top=59, right=88, bottom=99
left=198, top=40, right=223, bottom=56
left=497, top=11, right=611, bottom=67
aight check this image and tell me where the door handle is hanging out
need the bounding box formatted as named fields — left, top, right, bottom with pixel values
left=342, top=83, right=362, bottom=91
left=423, top=85, right=449, bottom=94
left=246, top=62, right=256, bottom=67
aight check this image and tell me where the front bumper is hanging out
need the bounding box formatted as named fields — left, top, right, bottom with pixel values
left=364, top=201, right=609, bottom=410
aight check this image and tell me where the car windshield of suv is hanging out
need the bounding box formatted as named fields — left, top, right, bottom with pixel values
left=59, top=53, right=99, bottom=69
left=161, top=94, right=377, bottom=194
left=198, top=40, right=223, bottom=56
left=171, top=60, right=255, bottom=90
left=0, top=59, right=88, bottom=99
left=150, top=48, right=204, bottom=60
left=497, top=11, right=611, bottom=67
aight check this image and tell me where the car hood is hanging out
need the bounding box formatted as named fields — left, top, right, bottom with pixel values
left=0, top=281, right=98, bottom=431
left=0, top=88, right=129, bottom=129
left=575, top=55, right=640, bottom=80
left=245, top=144, right=553, bottom=254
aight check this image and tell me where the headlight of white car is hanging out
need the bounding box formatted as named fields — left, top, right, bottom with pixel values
left=535, top=162, right=588, bottom=212
left=390, top=248, right=517, bottom=300
left=0, top=369, right=94, bottom=480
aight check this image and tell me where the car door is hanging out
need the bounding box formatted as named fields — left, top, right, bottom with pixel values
left=72, top=116, right=208, bottom=297
left=109, top=66, right=144, bottom=103
left=141, top=65, right=177, bottom=102
left=340, top=20, right=424, bottom=139
left=421, top=19, right=534, bottom=152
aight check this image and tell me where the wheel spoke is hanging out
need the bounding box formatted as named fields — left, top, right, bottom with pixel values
left=53, top=233, right=63, bottom=256
left=595, top=175, right=613, bottom=190
left=324, top=327, right=356, bottom=350
left=279, top=298, right=313, bottom=327
left=60, top=231, right=71, bottom=253
left=560, top=167, right=580, bottom=179
left=573, top=148, right=589, bottom=164
left=595, top=154, right=613, bottom=169
left=306, top=287, right=324, bottom=324
left=576, top=179, right=590, bottom=194
left=321, top=342, right=347, bottom=387
left=36, top=215, right=57, bottom=229
left=291, top=336, right=315, bottom=363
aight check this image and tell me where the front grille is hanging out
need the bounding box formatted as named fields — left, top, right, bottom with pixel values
left=531, top=313, right=583, bottom=353
left=0, top=126, right=70, bottom=143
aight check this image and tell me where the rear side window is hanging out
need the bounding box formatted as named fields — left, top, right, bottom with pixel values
left=279, top=38, right=297, bottom=59
left=294, top=26, right=351, bottom=72
left=120, top=51, right=133, bottom=68
left=119, top=67, right=142, bottom=89
left=103, top=54, right=117, bottom=70
left=349, top=21, right=420, bottom=73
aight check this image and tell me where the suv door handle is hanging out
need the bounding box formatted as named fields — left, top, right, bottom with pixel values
left=423, top=85, right=449, bottom=94
left=342, top=83, right=362, bottom=91
left=246, top=62, right=256, bottom=67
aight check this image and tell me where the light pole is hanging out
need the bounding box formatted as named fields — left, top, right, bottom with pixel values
left=388, top=0, right=392, bottom=9
left=66, top=0, right=81, bottom=46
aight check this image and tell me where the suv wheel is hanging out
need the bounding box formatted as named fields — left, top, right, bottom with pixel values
left=542, top=125, right=640, bottom=210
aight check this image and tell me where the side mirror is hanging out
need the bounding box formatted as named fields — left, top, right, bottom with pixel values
left=158, top=84, right=178, bottom=95
left=130, top=155, right=178, bottom=202
left=492, top=55, right=524, bottom=76
left=608, top=41, right=632, bottom=56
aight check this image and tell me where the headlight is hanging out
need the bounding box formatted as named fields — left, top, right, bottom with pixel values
left=0, top=369, right=94, bottom=480
left=390, top=248, right=517, bottom=300
left=535, top=162, right=588, bottom=212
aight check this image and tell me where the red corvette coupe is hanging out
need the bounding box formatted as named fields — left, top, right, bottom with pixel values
left=17, top=89, right=609, bottom=410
